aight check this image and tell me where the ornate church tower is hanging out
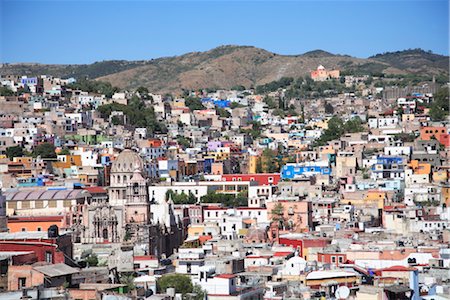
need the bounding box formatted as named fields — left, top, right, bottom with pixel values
left=124, top=163, right=150, bottom=243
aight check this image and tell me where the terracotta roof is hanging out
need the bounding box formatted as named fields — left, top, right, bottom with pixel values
left=7, top=216, right=64, bottom=222
left=380, top=265, right=417, bottom=272
left=215, top=274, right=237, bottom=279
left=134, top=255, right=157, bottom=261
left=273, top=251, right=293, bottom=257
left=84, top=186, right=107, bottom=194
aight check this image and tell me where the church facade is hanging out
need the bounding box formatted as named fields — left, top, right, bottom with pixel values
left=76, top=148, right=184, bottom=258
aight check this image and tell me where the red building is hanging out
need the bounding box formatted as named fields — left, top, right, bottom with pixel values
left=0, top=232, right=73, bottom=265
left=278, top=236, right=330, bottom=258
left=222, top=173, right=281, bottom=186
left=438, top=133, right=450, bottom=147
left=317, top=252, right=347, bottom=266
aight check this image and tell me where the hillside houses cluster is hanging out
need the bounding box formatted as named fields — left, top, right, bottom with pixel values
left=0, top=73, right=449, bottom=300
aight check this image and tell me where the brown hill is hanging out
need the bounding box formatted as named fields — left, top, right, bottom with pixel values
left=97, top=46, right=448, bottom=93
left=2, top=46, right=448, bottom=93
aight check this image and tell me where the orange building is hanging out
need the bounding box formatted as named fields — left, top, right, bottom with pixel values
left=7, top=215, right=66, bottom=233
left=310, top=65, right=340, bottom=81
left=53, top=155, right=82, bottom=168
left=408, top=160, right=431, bottom=175
left=420, top=126, right=447, bottom=141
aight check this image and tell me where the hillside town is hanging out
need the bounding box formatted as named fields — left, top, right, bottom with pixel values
left=0, top=66, right=449, bottom=300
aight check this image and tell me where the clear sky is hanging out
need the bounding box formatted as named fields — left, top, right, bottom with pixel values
left=1, top=0, right=448, bottom=64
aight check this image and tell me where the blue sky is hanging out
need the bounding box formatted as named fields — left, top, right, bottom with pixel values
left=1, top=0, right=448, bottom=64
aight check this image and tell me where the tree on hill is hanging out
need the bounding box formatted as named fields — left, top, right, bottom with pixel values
left=324, top=102, right=334, bottom=114
left=185, top=97, right=205, bottom=111
left=429, top=87, right=449, bottom=121
left=157, top=274, right=193, bottom=295
left=200, top=191, right=247, bottom=207
left=313, top=116, right=365, bottom=147
left=6, top=146, right=24, bottom=160
left=97, top=98, right=166, bottom=134
left=33, top=143, right=57, bottom=158
left=166, top=189, right=196, bottom=204
left=344, top=116, right=364, bottom=133
left=136, top=86, right=152, bottom=101
left=261, top=148, right=279, bottom=173
left=0, top=86, right=14, bottom=96
left=271, top=203, right=285, bottom=229
left=68, top=79, right=119, bottom=98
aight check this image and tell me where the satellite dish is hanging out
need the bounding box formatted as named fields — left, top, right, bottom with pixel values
left=335, top=286, right=350, bottom=299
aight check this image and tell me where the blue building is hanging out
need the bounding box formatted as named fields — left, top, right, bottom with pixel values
left=281, top=163, right=331, bottom=180
left=21, top=77, right=38, bottom=85
left=201, top=98, right=231, bottom=108
left=371, top=156, right=404, bottom=180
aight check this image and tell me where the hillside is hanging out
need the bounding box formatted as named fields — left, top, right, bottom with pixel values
left=369, top=49, right=449, bottom=74
left=0, top=60, right=150, bottom=80
left=1, top=46, right=448, bottom=93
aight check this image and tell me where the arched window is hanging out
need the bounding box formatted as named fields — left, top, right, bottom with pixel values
left=133, top=183, right=139, bottom=195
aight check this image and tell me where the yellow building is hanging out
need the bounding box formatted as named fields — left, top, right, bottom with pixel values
left=248, top=155, right=258, bottom=174
left=342, top=191, right=386, bottom=209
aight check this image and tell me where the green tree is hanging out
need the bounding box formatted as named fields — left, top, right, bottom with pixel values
left=429, top=87, right=449, bottom=121
left=271, top=203, right=285, bottom=229
left=157, top=274, right=193, bottom=296
left=111, top=116, right=123, bottom=125
left=216, top=107, right=231, bottom=118
left=263, top=96, right=277, bottom=109
left=261, top=148, right=279, bottom=173
left=324, top=102, right=334, bottom=114
left=120, top=273, right=136, bottom=290
left=6, top=145, right=24, bottom=160
left=136, top=86, right=152, bottom=101
left=68, top=79, right=119, bottom=98
left=97, top=100, right=166, bottom=134
left=59, top=148, right=71, bottom=155
left=190, top=284, right=206, bottom=300
left=0, top=86, right=14, bottom=96
left=230, top=102, right=244, bottom=109
left=185, top=97, right=205, bottom=111
left=33, top=143, right=57, bottom=158
left=201, top=192, right=247, bottom=207
left=344, top=117, right=364, bottom=133
left=231, top=85, right=246, bottom=91
left=166, top=190, right=196, bottom=204
left=85, top=254, right=98, bottom=267
left=177, top=136, right=192, bottom=149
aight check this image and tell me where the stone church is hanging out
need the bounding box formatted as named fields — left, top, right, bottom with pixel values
left=101, top=148, right=184, bottom=258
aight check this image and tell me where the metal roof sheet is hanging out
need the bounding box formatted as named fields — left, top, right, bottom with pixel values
left=33, top=263, right=79, bottom=277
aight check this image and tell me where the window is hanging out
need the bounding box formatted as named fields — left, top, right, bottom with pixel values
left=18, top=277, right=26, bottom=288
left=331, top=256, right=336, bottom=263
left=45, top=251, right=52, bottom=263
left=48, top=200, right=57, bottom=208
left=37, top=227, right=42, bottom=232
left=338, top=256, right=343, bottom=263
left=21, top=228, right=26, bottom=232
left=63, top=200, right=72, bottom=208
left=35, top=201, right=44, bottom=209
left=7, top=202, right=17, bottom=209
left=133, top=183, right=139, bottom=195
left=21, top=201, right=30, bottom=209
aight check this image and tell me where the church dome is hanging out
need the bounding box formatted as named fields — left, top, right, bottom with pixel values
left=111, top=149, right=143, bottom=173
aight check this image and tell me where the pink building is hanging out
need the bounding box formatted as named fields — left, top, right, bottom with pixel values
left=266, top=199, right=312, bottom=232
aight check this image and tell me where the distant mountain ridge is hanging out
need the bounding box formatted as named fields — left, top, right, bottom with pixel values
left=1, top=46, right=448, bottom=93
